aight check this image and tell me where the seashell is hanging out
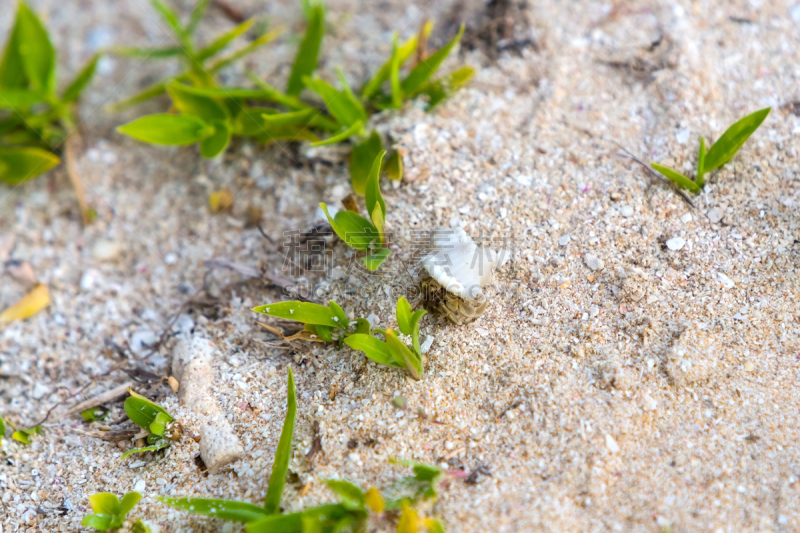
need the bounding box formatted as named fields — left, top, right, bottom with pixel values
left=420, top=227, right=505, bottom=324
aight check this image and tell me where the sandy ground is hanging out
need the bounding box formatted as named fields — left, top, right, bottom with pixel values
left=1, top=0, right=799, bottom=531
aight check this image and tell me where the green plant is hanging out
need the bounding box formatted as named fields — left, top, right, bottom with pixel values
left=121, top=390, right=174, bottom=459
left=159, top=369, right=446, bottom=531
left=82, top=491, right=150, bottom=532
left=650, top=108, right=771, bottom=193
left=158, top=369, right=296, bottom=521
left=0, top=1, right=98, bottom=219
left=320, top=151, right=392, bottom=270
left=252, top=296, right=426, bottom=379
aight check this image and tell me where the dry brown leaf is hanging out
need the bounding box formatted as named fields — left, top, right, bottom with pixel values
left=0, top=283, right=50, bottom=325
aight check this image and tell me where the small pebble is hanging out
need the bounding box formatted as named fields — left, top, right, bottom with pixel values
left=620, top=205, right=634, bottom=217
left=743, top=361, right=755, bottom=372
left=718, top=272, right=735, bottom=289
left=558, top=235, right=570, bottom=246
left=80, top=269, right=101, bottom=292
left=605, top=434, right=620, bottom=453
left=5, top=260, right=35, bottom=284
left=666, top=237, right=686, bottom=251
left=681, top=212, right=693, bottom=223
left=584, top=253, right=604, bottom=271
left=676, top=128, right=690, bottom=144
left=92, top=239, right=121, bottom=261
left=707, top=207, right=724, bottom=224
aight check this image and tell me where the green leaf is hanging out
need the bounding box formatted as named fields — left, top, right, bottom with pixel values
left=350, top=131, right=383, bottom=195
left=236, top=108, right=318, bottom=141
left=696, top=136, right=706, bottom=189
left=121, top=440, right=170, bottom=459
left=149, top=412, right=172, bottom=437
left=158, top=497, right=269, bottom=522
left=362, top=248, right=391, bottom=271
left=111, top=46, right=185, bottom=59
left=426, top=519, right=446, bottom=533
left=167, top=82, right=229, bottom=121
left=419, top=66, right=475, bottom=110
left=151, top=0, right=191, bottom=49
left=396, top=297, right=413, bottom=336
left=364, top=150, right=387, bottom=237
left=200, top=120, right=231, bottom=158
left=386, top=330, right=422, bottom=379
left=80, top=407, right=109, bottom=422
left=252, top=301, right=340, bottom=327
left=0, top=146, right=59, bottom=185
left=318, top=203, right=379, bottom=251
left=0, top=416, right=5, bottom=441
left=354, top=318, right=371, bottom=335
left=15, top=2, right=56, bottom=94
left=650, top=162, right=701, bottom=194
left=10, top=425, right=40, bottom=445
left=88, top=493, right=122, bottom=515
left=117, top=114, right=214, bottom=145
left=131, top=518, right=152, bottom=533
left=310, top=120, right=363, bottom=146
left=196, top=17, right=257, bottom=62
left=286, top=4, right=324, bottom=96
left=328, top=300, right=349, bottom=329
left=186, top=0, right=211, bottom=36
left=324, top=480, right=365, bottom=511
left=264, top=368, right=297, bottom=514
left=245, top=72, right=308, bottom=111
left=261, top=108, right=316, bottom=127
left=303, top=76, right=367, bottom=128
left=61, top=54, right=98, bottom=103
left=409, top=309, right=426, bottom=356
left=0, top=5, right=27, bottom=89
left=119, top=492, right=142, bottom=518
left=315, top=324, right=333, bottom=342
left=81, top=513, right=120, bottom=530
left=0, top=88, right=44, bottom=108
left=703, top=107, right=770, bottom=172
left=389, top=34, right=403, bottom=108
left=208, top=28, right=282, bottom=74
left=343, top=334, right=398, bottom=367
left=361, top=25, right=428, bottom=99
left=246, top=505, right=351, bottom=533
left=401, top=24, right=465, bottom=97
left=386, top=150, right=403, bottom=181
left=124, top=390, right=174, bottom=430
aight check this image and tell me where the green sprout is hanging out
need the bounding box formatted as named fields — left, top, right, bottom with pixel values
left=253, top=296, right=426, bottom=380
left=650, top=108, right=771, bottom=194
left=159, top=369, right=447, bottom=531
left=82, top=491, right=150, bottom=532
left=121, top=390, right=174, bottom=459
left=0, top=1, right=98, bottom=219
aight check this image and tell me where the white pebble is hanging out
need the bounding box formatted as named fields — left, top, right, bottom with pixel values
left=420, top=336, right=434, bottom=354
left=605, top=433, right=620, bottom=453
left=680, top=212, right=692, bottom=223
left=558, top=235, right=570, bottom=246
left=80, top=269, right=101, bottom=291
left=666, top=237, right=686, bottom=251
left=619, top=205, right=634, bottom=217
left=676, top=128, right=690, bottom=144
left=92, top=239, right=121, bottom=261
left=584, top=253, right=604, bottom=271
left=707, top=207, right=724, bottom=224
left=718, top=272, right=735, bottom=289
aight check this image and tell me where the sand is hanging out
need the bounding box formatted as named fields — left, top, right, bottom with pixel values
left=1, top=0, right=799, bottom=531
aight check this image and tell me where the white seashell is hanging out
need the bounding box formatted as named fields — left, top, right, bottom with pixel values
left=420, top=227, right=502, bottom=301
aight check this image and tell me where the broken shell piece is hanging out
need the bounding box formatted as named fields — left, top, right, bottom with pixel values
left=420, top=227, right=504, bottom=325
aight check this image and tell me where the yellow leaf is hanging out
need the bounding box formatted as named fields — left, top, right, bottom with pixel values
left=0, top=283, right=49, bottom=325
left=365, top=487, right=384, bottom=514
left=397, top=502, right=421, bottom=533
left=209, top=190, right=233, bottom=213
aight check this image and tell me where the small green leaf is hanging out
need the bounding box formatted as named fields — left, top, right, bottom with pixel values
left=419, top=66, right=475, bottom=110
left=386, top=150, right=404, bottom=181
left=0, top=147, right=59, bottom=185
left=396, top=297, right=413, bottom=336
left=252, top=301, right=340, bottom=327
left=88, top=492, right=122, bottom=516
left=0, top=416, right=5, bottom=441
left=117, top=114, right=214, bottom=145
left=196, top=17, right=257, bottom=62
left=80, top=407, right=109, bottom=422
left=329, top=301, right=349, bottom=329
left=247, top=505, right=351, bottom=533
left=124, top=390, right=173, bottom=430
left=426, top=519, right=446, bottom=533
left=310, top=120, right=363, bottom=146
left=318, top=203, right=379, bottom=251
left=696, top=136, right=706, bottom=188
left=650, top=163, right=701, bottom=194
left=200, top=121, right=232, bottom=158
left=111, top=46, right=185, bottom=59
left=0, top=88, right=44, bottom=108
left=186, top=0, right=211, bottom=36
left=81, top=513, right=120, bottom=530
left=167, top=82, right=229, bottom=121
left=0, top=4, right=27, bottom=89
left=119, top=492, right=143, bottom=518
left=121, top=440, right=170, bottom=459
left=362, top=25, right=429, bottom=99
left=261, top=108, right=317, bottom=127
left=15, top=2, right=56, bottom=94
left=386, top=330, right=422, bottom=379
left=362, top=248, right=391, bottom=271
left=324, top=480, right=365, bottom=511
left=703, top=107, right=770, bottom=172
left=401, top=24, right=465, bottom=96
left=158, top=497, right=269, bottom=522
left=303, top=76, right=367, bottom=128
left=208, top=28, right=282, bottom=74
left=364, top=150, right=387, bottom=237
left=246, top=512, right=304, bottom=533
left=287, top=4, right=324, bottom=96
left=350, top=131, right=383, bottom=195
left=150, top=0, right=191, bottom=49
left=354, top=318, right=371, bottom=335
left=62, top=54, right=98, bottom=103
left=149, top=411, right=172, bottom=437
left=236, top=108, right=317, bottom=141
left=11, top=427, right=39, bottom=444
left=343, top=334, right=398, bottom=367
left=409, top=309, right=426, bottom=356
left=264, top=368, right=297, bottom=514
left=389, top=34, right=403, bottom=108
left=315, top=324, right=333, bottom=342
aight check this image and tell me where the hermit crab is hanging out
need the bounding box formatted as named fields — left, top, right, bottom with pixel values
left=420, top=227, right=506, bottom=325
